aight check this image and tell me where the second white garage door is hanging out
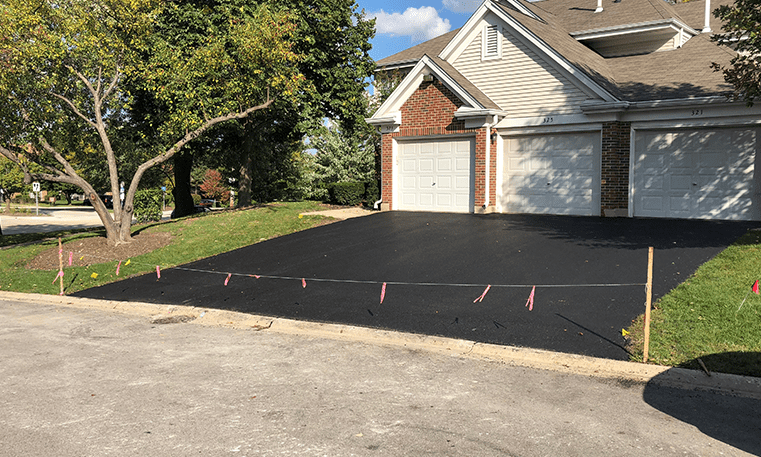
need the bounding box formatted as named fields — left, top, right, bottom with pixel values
left=500, top=131, right=601, bottom=216
left=396, top=138, right=474, bottom=212
left=633, top=128, right=759, bottom=220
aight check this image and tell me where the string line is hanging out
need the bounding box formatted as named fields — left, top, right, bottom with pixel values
left=61, top=249, right=647, bottom=290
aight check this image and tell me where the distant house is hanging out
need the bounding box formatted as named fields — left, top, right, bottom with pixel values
left=367, top=0, right=761, bottom=220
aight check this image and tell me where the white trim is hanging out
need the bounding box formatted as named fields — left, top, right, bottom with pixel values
left=571, top=19, right=698, bottom=40
left=369, top=56, right=485, bottom=126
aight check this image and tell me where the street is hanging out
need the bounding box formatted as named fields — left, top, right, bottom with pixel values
left=1, top=296, right=759, bottom=456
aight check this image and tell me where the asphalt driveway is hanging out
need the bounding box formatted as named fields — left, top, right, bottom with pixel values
left=74, top=212, right=756, bottom=360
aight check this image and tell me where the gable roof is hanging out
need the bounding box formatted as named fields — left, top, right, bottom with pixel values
left=376, top=29, right=460, bottom=69
left=373, top=0, right=737, bottom=105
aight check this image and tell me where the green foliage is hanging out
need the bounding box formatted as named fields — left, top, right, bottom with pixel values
left=133, top=189, right=163, bottom=223
left=364, top=179, right=379, bottom=205
left=192, top=194, right=202, bottom=206
left=328, top=182, right=364, bottom=206
left=312, top=124, right=375, bottom=185
left=0, top=0, right=304, bottom=244
left=712, top=0, right=761, bottom=106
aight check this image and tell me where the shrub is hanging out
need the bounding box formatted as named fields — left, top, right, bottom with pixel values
left=191, top=194, right=202, bottom=206
left=328, top=181, right=364, bottom=206
left=133, top=189, right=163, bottom=223
left=363, top=180, right=379, bottom=206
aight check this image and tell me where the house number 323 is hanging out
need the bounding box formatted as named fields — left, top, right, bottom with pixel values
left=691, top=109, right=703, bottom=116
left=542, top=117, right=554, bottom=124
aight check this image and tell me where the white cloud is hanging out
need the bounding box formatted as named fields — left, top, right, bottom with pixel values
left=370, top=7, right=451, bottom=42
left=442, top=0, right=483, bottom=13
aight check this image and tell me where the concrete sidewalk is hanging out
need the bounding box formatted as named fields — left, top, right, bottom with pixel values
left=0, top=208, right=174, bottom=235
left=1, top=293, right=759, bottom=456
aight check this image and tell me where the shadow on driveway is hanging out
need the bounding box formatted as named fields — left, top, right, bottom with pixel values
left=74, top=212, right=757, bottom=360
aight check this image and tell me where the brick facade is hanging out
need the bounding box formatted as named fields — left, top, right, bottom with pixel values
left=600, top=121, right=631, bottom=215
left=380, top=79, right=491, bottom=211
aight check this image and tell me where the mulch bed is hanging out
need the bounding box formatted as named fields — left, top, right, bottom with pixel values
left=26, top=232, right=173, bottom=270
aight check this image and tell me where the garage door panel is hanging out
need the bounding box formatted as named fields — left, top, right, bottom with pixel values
left=396, top=138, right=474, bottom=213
left=437, top=176, right=452, bottom=189
left=634, top=127, right=758, bottom=220
left=642, top=196, right=664, bottom=211
left=402, top=176, right=417, bottom=189
left=501, top=132, right=601, bottom=216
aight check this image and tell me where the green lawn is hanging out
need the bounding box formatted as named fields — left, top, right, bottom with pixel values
left=0, top=201, right=329, bottom=296
left=627, top=230, right=761, bottom=377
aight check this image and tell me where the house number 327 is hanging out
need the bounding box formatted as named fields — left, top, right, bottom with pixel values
left=691, top=109, right=703, bottom=116
left=542, top=117, right=554, bottom=124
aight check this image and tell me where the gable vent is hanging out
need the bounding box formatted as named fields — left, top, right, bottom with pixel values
left=484, top=25, right=500, bottom=58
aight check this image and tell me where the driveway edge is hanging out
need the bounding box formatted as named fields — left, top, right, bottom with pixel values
left=3, top=290, right=760, bottom=399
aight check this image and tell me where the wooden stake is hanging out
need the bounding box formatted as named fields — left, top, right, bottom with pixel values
left=643, top=246, right=654, bottom=363
left=58, top=237, right=64, bottom=296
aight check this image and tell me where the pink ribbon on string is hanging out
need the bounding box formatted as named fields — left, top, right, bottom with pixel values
left=156, top=265, right=161, bottom=279
left=224, top=273, right=231, bottom=286
left=525, top=286, right=535, bottom=311
left=52, top=270, right=64, bottom=284
left=116, top=260, right=122, bottom=276
left=380, top=282, right=387, bottom=304
left=302, top=278, right=307, bottom=288
left=473, top=285, right=491, bottom=303
left=248, top=274, right=261, bottom=279
left=68, top=252, right=73, bottom=267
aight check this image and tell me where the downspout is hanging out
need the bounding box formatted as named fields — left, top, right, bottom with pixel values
left=484, top=124, right=491, bottom=210
left=374, top=197, right=383, bottom=210
left=595, top=0, right=603, bottom=13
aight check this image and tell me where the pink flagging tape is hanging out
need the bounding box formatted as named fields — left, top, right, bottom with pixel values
left=68, top=252, right=73, bottom=267
left=116, top=260, right=122, bottom=276
left=156, top=265, right=161, bottom=279
left=52, top=270, right=64, bottom=284
left=225, top=273, right=231, bottom=286
left=302, top=278, right=307, bottom=288
left=525, top=286, right=536, bottom=311
left=380, top=282, right=387, bottom=304
left=248, top=274, right=261, bottom=279
left=474, top=284, right=491, bottom=303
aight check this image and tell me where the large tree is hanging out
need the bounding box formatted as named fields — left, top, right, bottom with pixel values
left=0, top=0, right=302, bottom=244
left=712, top=0, right=761, bottom=106
left=161, top=0, right=376, bottom=213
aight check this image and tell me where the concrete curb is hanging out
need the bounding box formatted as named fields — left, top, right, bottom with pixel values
left=2, top=290, right=760, bottom=399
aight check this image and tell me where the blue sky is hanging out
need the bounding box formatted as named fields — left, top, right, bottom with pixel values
left=359, top=0, right=484, bottom=61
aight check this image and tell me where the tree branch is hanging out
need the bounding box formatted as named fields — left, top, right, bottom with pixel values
left=52, top=93, right=98, bottom=129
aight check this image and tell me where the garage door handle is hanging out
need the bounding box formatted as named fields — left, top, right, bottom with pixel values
left=692, top=183, right=697, bottom=186
left=547, top=182, right=551, bottom=186
left=432, top=183, right=436, bottom=186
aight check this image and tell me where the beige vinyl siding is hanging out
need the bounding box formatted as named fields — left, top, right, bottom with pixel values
left=453, top=29, right=590, bottom=117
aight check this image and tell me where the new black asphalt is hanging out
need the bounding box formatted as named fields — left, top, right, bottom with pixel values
left=74, top=212, right=756, bottom=360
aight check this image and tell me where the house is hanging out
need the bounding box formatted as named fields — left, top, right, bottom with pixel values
left=367, top=0, right=761, bottom=220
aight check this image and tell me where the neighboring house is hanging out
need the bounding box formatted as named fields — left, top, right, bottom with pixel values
left=367, top=0, right=761, bottom=220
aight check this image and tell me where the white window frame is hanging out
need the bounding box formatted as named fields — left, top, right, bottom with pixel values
left=481, top=24, right=502, bottom=61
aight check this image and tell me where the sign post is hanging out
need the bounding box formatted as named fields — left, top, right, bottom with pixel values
left=161, top=186, right=166, bottom=210
left=32, top=182, right=40, bottom=215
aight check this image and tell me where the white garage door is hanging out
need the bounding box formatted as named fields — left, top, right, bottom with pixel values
left=396, top=138, right=474, bottom=212
left=633, top=128, right=759, bottom=220
left=501, top=131, right=601, bottom=215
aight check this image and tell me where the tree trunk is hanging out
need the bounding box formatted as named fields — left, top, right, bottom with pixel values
left=172, top=151, right=195, bottom=218
left=237, top=154, right=253, bottom=207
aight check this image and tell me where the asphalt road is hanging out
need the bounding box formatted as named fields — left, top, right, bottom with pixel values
left=1, top=298, right=759, bottom=457
left=74, top=212, right=757, bottom=360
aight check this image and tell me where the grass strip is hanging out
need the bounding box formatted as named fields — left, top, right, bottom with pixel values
left=627, top=230, right=761, bottom=377
left=0, top=201, right=330, bottom=296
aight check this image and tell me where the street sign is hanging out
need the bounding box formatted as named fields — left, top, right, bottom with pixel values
left=32, top=182, right=40, bottom=192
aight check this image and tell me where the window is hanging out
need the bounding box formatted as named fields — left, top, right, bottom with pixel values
left=482, top=24, right=501, bottom=60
